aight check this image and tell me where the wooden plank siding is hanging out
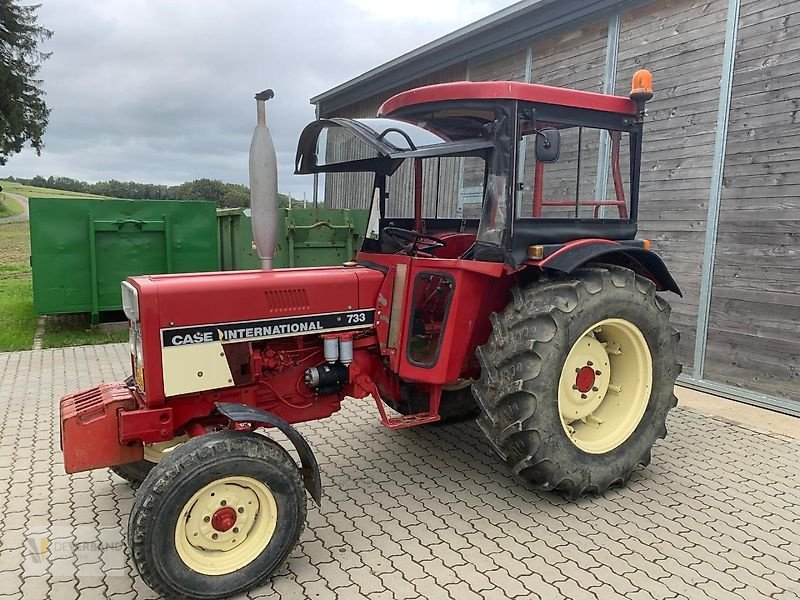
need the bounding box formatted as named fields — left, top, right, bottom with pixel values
left=703, top=0, right=800, bottom=401
left=468, top=46, right=529, bottom=82
left=460, top=46, right=530, bottom=218
left=615, top=0, right=728, bottom=371
left=384, top=157, right=462, bottom=219
left=523, top=20, right=609, bottom=218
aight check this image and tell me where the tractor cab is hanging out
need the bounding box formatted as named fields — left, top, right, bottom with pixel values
left=296, top=78, right=654, bottom=268
left=294, top=77, right=677, bottom=414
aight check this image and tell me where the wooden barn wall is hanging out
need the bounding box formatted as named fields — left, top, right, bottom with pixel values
left=469, top=46, right=529, bottom=81
left=323, top=63, right=468, bottom=211
left=616, top=0, right=728, bottom=371
left=463, top=24, right=609, bottom=218
left=524, top=20, right=609, bottom=218
left=384, top=157, right=462, bottom=219
left=532, top=20, right=608, bottom=89
left=703, top=0, right=800, bottom=401
left=461, top=47, right=530, bottom=217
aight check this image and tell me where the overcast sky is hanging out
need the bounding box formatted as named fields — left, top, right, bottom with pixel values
left=2, top=0, right=516, bottom=197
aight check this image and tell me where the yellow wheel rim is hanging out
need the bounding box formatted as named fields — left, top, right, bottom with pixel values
left=143, top=436, right=188, bottom=463
left=557, top=318, right=652, bottom=454
left=174, top=476, right=278, bottom=575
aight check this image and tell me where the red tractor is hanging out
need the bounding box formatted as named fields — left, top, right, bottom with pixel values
left=60, top=70, right=681, bottom=599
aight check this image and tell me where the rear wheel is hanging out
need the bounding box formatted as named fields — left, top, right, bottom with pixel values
left=473, top=265, right=680, bottom=498
left=129, top=431, right=306, bottom=599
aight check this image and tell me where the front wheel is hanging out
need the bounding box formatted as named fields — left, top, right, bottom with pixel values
left=129, top=431, right=306, bottom=599
left=473, top=265, right=681, bottom=498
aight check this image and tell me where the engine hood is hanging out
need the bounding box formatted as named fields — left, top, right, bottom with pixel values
left=129, top=266, right=386, bottom=332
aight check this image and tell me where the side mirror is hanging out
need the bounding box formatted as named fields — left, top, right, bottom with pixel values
left=535, top=128, right=560, bottom=163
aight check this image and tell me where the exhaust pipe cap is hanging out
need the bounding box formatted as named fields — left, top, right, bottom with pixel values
left=255, top=89, right=274, bottom=101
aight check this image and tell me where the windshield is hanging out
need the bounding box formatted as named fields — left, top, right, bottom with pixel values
left=295, top=117, right=490, bottom=176
left=315, top=124, right=379, bottom=167
left=356, top=118, right=450, bottom=150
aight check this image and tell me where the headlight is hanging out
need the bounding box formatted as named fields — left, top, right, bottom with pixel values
left=121, top=281, right=139, bottom=322
left=129, top=324, right=137, bottom=355
left=130, top=322, right=145, bottom=391
left=135, top=332, right=144, bottom=366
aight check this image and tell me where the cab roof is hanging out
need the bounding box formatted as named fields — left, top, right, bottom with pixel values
left=379, top=81, right=638, bottom=117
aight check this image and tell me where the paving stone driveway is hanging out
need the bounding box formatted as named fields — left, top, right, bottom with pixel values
left=0, top=344, right=798, bottom=600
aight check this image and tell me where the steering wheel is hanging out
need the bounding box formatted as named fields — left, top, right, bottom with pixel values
left=383, top=226, right=447, bottom=256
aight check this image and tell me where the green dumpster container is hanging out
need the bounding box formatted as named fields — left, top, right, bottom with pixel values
left=29, top=197, right=218, bottom=322
left=217, top=207, right=369, bottom=270
left=217, top=207, right=260, bottom=270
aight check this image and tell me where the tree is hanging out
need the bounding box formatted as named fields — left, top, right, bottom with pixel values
left=220, top=186, right=249, bottom=208
left=0, top=1, right=52, bottom=165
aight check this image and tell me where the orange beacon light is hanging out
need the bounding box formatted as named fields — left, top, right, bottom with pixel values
left=630, top=69, right=654, bottom=103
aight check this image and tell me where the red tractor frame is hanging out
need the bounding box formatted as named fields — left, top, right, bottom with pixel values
left=60, top=71, right=681, bottom=599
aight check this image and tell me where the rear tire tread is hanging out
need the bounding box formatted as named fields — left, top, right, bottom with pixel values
left=474, top=265, right=681, bottom=498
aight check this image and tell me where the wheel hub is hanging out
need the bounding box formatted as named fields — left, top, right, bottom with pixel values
left=558, top=334, right=610, bottom=423
left=211, top=507, right=237, bottom=532
left=175, top=476, right=278, bottom=576
left=557, top=318, right=653, bottom=454
left=575, top=366, right=596, bottom=393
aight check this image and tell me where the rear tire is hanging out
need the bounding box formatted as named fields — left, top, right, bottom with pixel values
left=473, top=265, right=680, bottom=498
left=129, top=431, right=306, bottom=599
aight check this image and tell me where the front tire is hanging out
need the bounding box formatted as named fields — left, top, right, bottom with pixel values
left=473, top=265, right=680, bottom=498
left=129, top=431, right=306, bottom=599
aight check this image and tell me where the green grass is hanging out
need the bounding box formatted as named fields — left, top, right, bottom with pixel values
left=0, top=221, right=36, bottom=350
left=0, top=276, right=38, bottom=351
left=0, top=193, right=25, bottom=218
left=0, top=180, right=107, bottom=199
left=42, top=316, right=129, bottom=349
left=0, top=221, right=30, bottom=266
left=0, top=221, right=127, bottom=351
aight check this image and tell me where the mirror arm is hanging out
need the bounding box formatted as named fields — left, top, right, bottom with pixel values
left=531, top=128, right=552, bottom=148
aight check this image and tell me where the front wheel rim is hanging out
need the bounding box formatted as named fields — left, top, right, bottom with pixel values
left=174, top=476, right=278, bottom=575
left=557, top=318, right=653, bottom=454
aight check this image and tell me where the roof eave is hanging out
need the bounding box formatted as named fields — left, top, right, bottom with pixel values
left=310, top=0, right=552, bottom=105
left=312, top=0, right=635, bottom=116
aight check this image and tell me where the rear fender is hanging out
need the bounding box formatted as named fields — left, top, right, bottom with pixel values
left=539, top=243, right=682, bottom=296
left=214, top=402, right=323, bottom=506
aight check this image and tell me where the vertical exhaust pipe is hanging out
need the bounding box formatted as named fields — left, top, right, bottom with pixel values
left=249, top=89, right=278, bottom=270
